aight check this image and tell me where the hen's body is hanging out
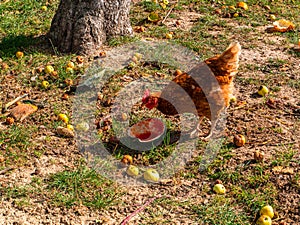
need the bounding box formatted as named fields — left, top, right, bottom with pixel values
left=142, top=42, right=241, bottom=136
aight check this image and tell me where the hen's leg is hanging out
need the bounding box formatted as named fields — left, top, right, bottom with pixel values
left=190, top=116, right=205, bottom=138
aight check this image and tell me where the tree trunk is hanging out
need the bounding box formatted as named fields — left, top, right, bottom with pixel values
left=49, top=0, right=132, bottom=55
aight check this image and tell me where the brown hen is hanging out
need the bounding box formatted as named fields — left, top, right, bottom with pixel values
left=142, top=42, right=241, bottom=138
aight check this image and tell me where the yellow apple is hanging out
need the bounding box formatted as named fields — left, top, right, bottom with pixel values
left=143, top=168, right=160, bottom=182
left=41, top=6, right=47, bottom=11
left=166, top=33, right=173, bottom=39
left=16, top=51, right=24, bottom=59
left=260, top=205, right=274, bottom=219
left=230, top=96, right=237, bottom=103
left=270, top=14, right=276, bottom=21
left=258, top=85, right=269, bottom=96
left=256, top=215, right=272, bottom=225
left=45, top=65, right=54, bottom=74
left=58, top=113, right=69, bottom=124
left=67, top=61, right=75, bottom=68
left=42, top=80, right=49, bottom=88
left=213, top=183, right=226, bottom=194
left=67, top=124, right=74, bottom=131
left=233, top=13, right=239, bottom=18
left=237, top=2, right=248, bottom=10
left=126, top=165, right=139, bottom=177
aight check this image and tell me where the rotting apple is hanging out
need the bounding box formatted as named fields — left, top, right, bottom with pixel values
left=234, top=134, right=246, bottom=147
left=122, top=155, right=133, bottom=165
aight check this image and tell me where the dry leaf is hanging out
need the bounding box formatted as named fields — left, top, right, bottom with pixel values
left=56, top=126, right=75, bottom=138
left=9, top=103, right=38, bottom=121
left=281, top=167, right=294, bottom=174
left=273, top=19, right=295, bottom=32
left=272, top=166, right=283, bottom=173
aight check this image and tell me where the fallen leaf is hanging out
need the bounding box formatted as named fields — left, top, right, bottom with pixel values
left=273, top=19, right=295, bottom=32
left=9, top=103, right=38, bottom=121
left=56, top=126, right=75, bottom=138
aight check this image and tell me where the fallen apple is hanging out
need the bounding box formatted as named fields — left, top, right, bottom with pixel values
left=76, top=122, right=89, bottom=131
left=66, top=67, right=74, bottom=74
left=143, top=168, right=160, bottom=182
left=5, top=117, right=14, bottom=125
left=258, top=85, right=269, bottom=96
left=254, top=150, right=264, bottom=162
left=50, top=71, right=58, bottom=78
left=121, top=155, right=133, bottom=165
left=42, top=80, right=49, bottom=89
left=126, top=165, right=139, bottom=177
left=234, top=134, right=246, bottom=147
left=256, top=215, right=272, bottom=225
left=233, top=13, right=239, bottom=18
left=45, top=65, right=54, bottom=74
left=58, top=113, right=69, bottom=124
left=166, top=33, right=173, bottom=39
left=67, top=124, right=74, bottom=131
left=260, top=205, right=274, bottom=219
left=16, top=51, right=24, bottom=59
left=237, top=2, right=248, bottom=10
left=41, top=6, right=47, bottom=11
left=230, top=96, right=237, bottom=103
left=76, top=56, right=84, bottom=64
left=67, top=61, right=75, bottom=68
left=270, top=14, right=276, bottom=21
left=174, top=69, right=182, bottom=76
left=213, top=183, right=226, bottom=194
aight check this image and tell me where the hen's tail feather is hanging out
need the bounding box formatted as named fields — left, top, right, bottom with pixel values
left=205, top=42, right=241, bottom=77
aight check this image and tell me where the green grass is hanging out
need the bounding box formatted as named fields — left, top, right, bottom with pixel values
left=193, top=196, right=251, bottom=225
left=46, top=165, right=122, bottom=209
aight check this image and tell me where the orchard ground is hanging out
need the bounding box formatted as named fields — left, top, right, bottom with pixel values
left=0, top=0, right=299, bottom=224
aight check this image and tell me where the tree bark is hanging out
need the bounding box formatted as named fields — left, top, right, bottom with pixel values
left=49, top=0, right=132, bottom=55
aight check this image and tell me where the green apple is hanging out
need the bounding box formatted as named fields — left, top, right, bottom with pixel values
left=258, top=85, right=269, bottom=96
left=126, top=165, right=139, bottom=177
left=260, top=205, right=274, bottom=219
left=143, top=168, right=159, bottom=182
left=75, top=122, right=89, bottom=132
left=45, top=65, right=54, bottom=74
left=213, top=183, right=226, bottom=194
left=256, top=215, right=272, bottom=225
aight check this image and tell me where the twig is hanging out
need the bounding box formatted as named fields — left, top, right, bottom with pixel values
left=2, top=93, right=28, bottom=113
left=161, top=4, right=175, bottom=24
left=120, top=196, right=159, bottom=225
left=0, top=167, right=13, bottom=175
